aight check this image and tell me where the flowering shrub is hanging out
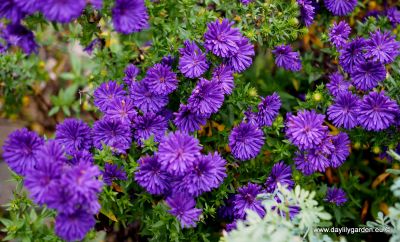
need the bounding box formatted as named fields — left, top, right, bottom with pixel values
left=0, top=0, right=400, bottom=242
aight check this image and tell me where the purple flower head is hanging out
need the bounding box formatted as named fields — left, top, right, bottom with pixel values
left=324, top=0, right=357, bottom=16
left=265, top=161, right=294, bottom=193
left=129, top=81, right=169, bottom=113
left=161, top=55, right=175, bottom=66
left=285, top=110, right=328, bottom=150
left=326, top=72, right=351, bottom=96
left=187, top=78, right=225, bottom=116
left=256, top=92, right=281, bottom=127
left=2, top=128, right=44, bottom=176
left=89, top=0, right=103, bottom=9
left=55, top=211, right=96, bottom=242
left=143, top=63, right=178, bottom=95
left=2, top=23, right=38, bottom=54
left=103, top=163, right=127, bottom=185
left=104, top=97, right=137, bottom=124
left=166, top=193, right=202, bottom=228
left=272, top=44, right=302, bottom=72
left=294, top=146, right=331, bottom=175
left=123, top=63, right=140, bottom=86
left=226, top=37, right=255, bottom=73
left=158, top=131, right=202, bottom=175
left=229, top=122, right=264, bottom=161
left=244, top=108, right=259, bottom=126
left=93, top=81, right=126, bottom=112
left=135, top=155, right=170, bottom=195
left=212, top=64, right=234, bottom=95
left=358, top=91, right=399, bottom=131
left=293, top=152, right=314, bottom=175
left=226, top=221, right=237, bottom=232
left=218, top=196, right=235, bottom=220
left=68, top=150, right=93, bottom=165
left=364, top=30, right=400, bottom=64
left=55, top=118, right=92, bottom=155
left=327, top=91, right=360, bottom=129
left=0, top=0, right=26, bottom=23
left=132, top=112, right=168, bottom=145
left=173, top=104, right=208, bottom=133
left=112, top=0, right=149, bottom=34
left=83, top=38, right=102, bottom=55
left=329, top=21, right=351, bottom=48
left=351, top=61, right=386, bottom=91
left=387, top=7, right=400, bottom=26
left=240, top=0, right=253, bottom=5
left=36, top=140, right=67, bottom=164
left=325, top=187, right=347, bottom=206
left=14, top=0, right=41, bottom=14
left=40, top=0, right=85, bottom=23
left=233, top=183, right=265, bottom=219
left=178, top=40, right=209, bottom=78
left=204, top=19, right=242, bottom=57
left=339, top=37, right=366, bottom=73
left=297, top=0, right=316, bottom=26
left=93, top=118, right=132, bottom=154
left=330, top=132, right=350, bottom=168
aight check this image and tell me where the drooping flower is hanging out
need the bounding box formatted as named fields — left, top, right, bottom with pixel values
left=93, top=81, right=126, bottom=112
left=329, top=21, right=351, bottom=48
left=272, top=44, right=302, bottom=72
left=178, top=40, right=209, bottom=78
left=134, top=155, right=170, bottom=195
left=89, top=0, right=103, bottom=9
left=166, top=193, right=202, bottom=228
left=293, top=152, right=314, bottom=176
left=212, top=64, right=234, bottom=95
left=173, top=104, right=208, bottom=133
left=102, top=163, right=127, bottom=185
left=0, top=0, right=26, bottom=23
left=229, top=122, right=264, bottom=161
left=285, top=110, right=328, bottom=150
left=330, top=132, right=350, bottom=168
left=256, top=92, right=281, bottom=127
left=40, top=0, right=86, bottom=23
left=387, top=7, right=400, bottom=26
left=2, top=23, right=38, bottom=54
left=55, top=118, right=92, bottom=154
left=104, top=97, right=137, bottom=124
left=233, top=183, right=265, bottom=219
left=14, top=0, right=41, bottom=14
left=326, top=72, right=351, bottom=96
left=83, top=38, right=102, bottom=55
left=339, top=37, right=366, bottom=73
left=161, top=55, right=175, bottom=66
left=226, top=37, right=255, bottom=73
left=324, top=0, right=357, bottom=16
left=112, top=0, right=149, bottom=34
left=324, top=187, right=347, bottom=206
left=358, top=91, right=399, bottom=131
left=129, top=81, right=169, bottom=114
left=157, top=132, right=202, bottom=175
left=92, top=118, right=132, bottom=154
left=327, top=91, right=360, bottom=129
left=294, top=147, right=331, bottom=175
left=143, top=63, right=178, bottom=95
left=55, top=211, right=96, bottom=242
left=364, top=30, right=400, bottom=64
left=204, top=19, right=242, bottom=57
left=297, top=0, right=316, bottom=26
left=351, top=61, right=386, bottom=91
left=2, top=128, right=44, bottom=176
left=187, top=78, right=225, bottom=116
left=244, top=107, right=259, bottom=127
left=132, top=112, right=168, bottom=145
left=265, top=161, right=294, bottom=193
left=123, top=63, right=140, bottom=86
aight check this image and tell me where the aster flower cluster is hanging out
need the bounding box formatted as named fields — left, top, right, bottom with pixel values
left=2, top=126, right=104, bottom=241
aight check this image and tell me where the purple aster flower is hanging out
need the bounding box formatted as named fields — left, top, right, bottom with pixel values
left=68, top=150, right=93, bottom=165
left=358, top=91, right=399, bottom=131
left=326, top=72, right=351, bottom=96
left=329, top=21, right=351, bottom=48
left=294, top=147, right=331, bottom=175
left=327, top=91, right=360, bottom=129
left=387, top=7, right=400, bottom=26
left=2, top=23, right=38, bottom=54
left=173, top=104, right=208, bottom=133
left=55, top=211, right=96, bottom=242
left=157, top=131, right=202, bottom=175
left=218, top=196, right=235, bottom=220
left=129, top=81, right=169, bottom=113
left=212, top=64, right=234, bottom=95
left=256, top=92, right=281, bottom=127
left=2, top=128, right=44, bottom=176
left=339, top=37, right=366, bottom=73
left=104, top=97, right=137, bottom=124
left=161, top=55, right=175, bottom=66
left=204, top=19, right=242, bottom=57
left=112, top=0, right=149, bottom=34
left=40, top=0, right=86, bottom=23
left=225, top=221, right=237, bottom=232
left=324, top=187, right=347, bottom=205
left=93, top=81, right=126, bottom=112
left=244, top=108, right=259, bottom=126
left=293, top=152, right=314, bottom=175
left=272, top=44, right=302, bottom=72
left=228, top=122, right=264, bottom=161
left=123, top=63, right=140, bottom=86
left=89, top=0, right=103, bottom=9
left=351, top=61, right=386, bottom=91
left=83, top=38, right=102, bottom=55
left=324, top=0, right=357, bottom=16
left=226, top=37, right=255, bottom=73
left=364, top=30, right=400, bottom=64
left=166, top=193, right=202, bottom=228
left=134, top=155, right=171, bottom=195
left=0, top=0, right=26, bottom=23
left=55, top=118, right=92, bottom=155
left=178, top=40, right=209, bottom=78
left=285, top=110, right=328, bottom=150
left=143, top=63, right=178, bottom=95
left=132, top=112, right=168, bottom=145
left=265, top=161, right=294, bottom=193
left=297, top=0, right=316, bottom=26
left=92, top=118, right=132, bottom=154
left=233, top=183, right=265, bottom=219
left=14, top=0, right=41, bottom=14
left=187, top=78, right=225, bottom=116
left=102, top=163, right=127, bottom=185
left=330, top=132, right=350, bottom=168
